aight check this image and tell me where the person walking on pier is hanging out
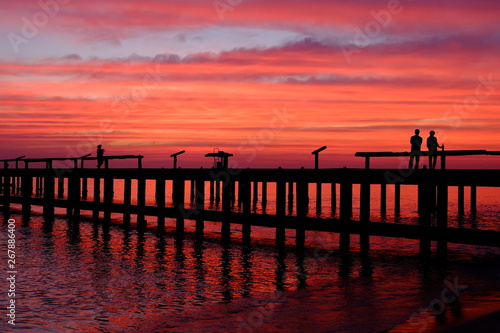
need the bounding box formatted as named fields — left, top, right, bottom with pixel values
left=97, top=145, right=105, bottom=169
left=427, top=131, right=442, bottom=169
left=409, top=129, right=423, bottom=169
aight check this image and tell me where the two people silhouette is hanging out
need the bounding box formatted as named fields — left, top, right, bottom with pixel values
left=408, top=129, right=443, bottom=169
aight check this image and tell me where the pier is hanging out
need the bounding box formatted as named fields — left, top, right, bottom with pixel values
left=1, top=160, right=499, bottom=258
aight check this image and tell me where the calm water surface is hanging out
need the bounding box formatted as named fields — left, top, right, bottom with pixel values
left=0, top=183, right=499, bottom=332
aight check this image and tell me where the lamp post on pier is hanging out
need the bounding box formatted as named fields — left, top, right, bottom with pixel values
left=170, top=150, right=186, bottom=169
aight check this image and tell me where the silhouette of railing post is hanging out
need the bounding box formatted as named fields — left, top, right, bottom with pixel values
left=43, top=171, right=55, bottom=219
left=123, top=178, right=132, bottom=227
left=190, top=180, right=195, bottom=203
left=276, top=174, right=286, bottom=245
left=155, top=178, right=166, bottom=232
left=252, top=181, right=258, bottom=205
left=441, top=146, right=446, bottom=170
left=215, top=180, right=221, bottom=203
left=209, top=180, right=215, bottom=203
left=339, top=181, right=352, bottom=253
left=137, top=177, right=146, bottom=230
left=437, top=183, right=448, bottom=259
left=92, top=176, right=100, bottom=221
left=360, top=181, right=371, bottom=255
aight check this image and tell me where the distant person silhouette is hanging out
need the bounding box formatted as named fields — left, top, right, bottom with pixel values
left=408, top=129, right=423, bottom=169
left=97, top=145, right=105, bottom=169
left=427, top=131, right=442, bottom=169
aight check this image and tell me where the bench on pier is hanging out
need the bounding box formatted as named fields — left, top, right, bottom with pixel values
left=21, top=154, right=144, bottom=169
left=355, top=149, right=499, bottom=169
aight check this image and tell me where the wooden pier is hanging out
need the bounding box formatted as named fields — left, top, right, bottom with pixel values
left=1, top=165, right=499, bottom=257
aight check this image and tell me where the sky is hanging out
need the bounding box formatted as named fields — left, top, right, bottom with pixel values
left=1, top=0, right=500, bottom=168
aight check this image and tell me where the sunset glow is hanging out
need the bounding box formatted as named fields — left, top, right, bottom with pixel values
left=1, top=0, right=500, bottom=168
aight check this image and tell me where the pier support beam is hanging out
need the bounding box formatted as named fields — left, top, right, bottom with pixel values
left=57, top=177, right=64, bottom=198
left=394, top=183, right=401, bottom=215
left=21, top=175, right=32, bottom=216
left=92, top=177, right=100, bottom=221
left=340, top=182, right=352, bottom=253
left=2, top=174, right=10, bottom=214
left=331, top=183, right=337, bottom=216
left=137, top=177, right=146, bottom=230
left=195, top=178, right=205, bottom=236
left=316, top=182, right=322, bottom=215
left=470, top=185, right=477, bottom=215
left=262, top=181, right=267, bottom=211
left=240, top=178, right=251, bottom=244
left=380, top=183, right=387, bottom=216
left=457, top=185, right=464, bottom=216
left=276, top=179, right=286, bottom=246
left=360, top=182, right=371, bottom=255
left=103, top=177, right=114, bottom=224
left=418, top=175, right=432, bottom=258
left=296, top=179, right=308, bottom=249
left=173, top=177, right=185, bottom=236
left=43, top=173, right=55, bottom=219
left=82, top=177, right=88, bottom=200
left=156, top=178, right=166, bottom=232
left=287, top=181, right=294, bottom=214
left=123, top=178, right=131, bottom=227
left=437, top=184, right=448, bottom=259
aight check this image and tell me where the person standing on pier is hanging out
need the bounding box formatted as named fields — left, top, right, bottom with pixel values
left=427, top=131, right=442, bottom=169
left=409, top=129, right=423, bottom=169
left=97, top=145, right=105, bottom=169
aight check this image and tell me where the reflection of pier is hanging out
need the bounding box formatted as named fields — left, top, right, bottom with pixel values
left=1, top=164, right=499, bottom=257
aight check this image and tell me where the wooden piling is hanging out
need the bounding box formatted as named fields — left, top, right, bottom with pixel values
left=172, top=177, right=185, bottom=236
left=57, top=177, right=64, bottom=198
left=209, top=180, right=215, bottom=202
left=82, top=177, right=88, bottom=200
left=195, top=178, right=205, bottom=235
left=222, top=178, right=231, bottom=213
left=316, top=182, right=322, bottom=215
left=43, top=173, right=55, bottom=219
left=470, top=185, right=477, bottom=214
left=253, top=181, right=258, bottom=204
left=340, top=182, right=352, bottom=253
left=418, top=174, right=432, bottom=258
left=156, top=178, right=166, bottom=232
left=68, top=174, right=81, bottom=220
left=380, top=183, right=387, bottom=216
left=92, top=177, right=100, bottom=221
left=2, top=174, right=10, bottom=213
left=394, top=183, right=401, bottom=215
left=123, top=178, right=132, bottom=227
left=215, top=180, right=221, bottom=203
left=360, top=182, right=371, bottom=254
left=437, top=184, right=448, bottom=259
left=137, top=177, right=146, bottom=230
left=262, top=181, right=267, bottom=210
left=21, top=175, right=32, bottom=216
left=331, top=183, right=337, bottom=215
left=287, top=181, right=294, bottom=213
left=103, top=177, right=114, bottom=224
left=458, top=185, right=465, bottom=215
left=275, top=179, right=286, bottom=244
left=296, top=179, right=308, bottom=248
left=240, top=178, right=251, bottom=243
left=190, top=180, right=195, bottom=203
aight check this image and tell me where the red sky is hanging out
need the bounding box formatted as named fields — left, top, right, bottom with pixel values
left=1, top=0, right=500, bottom=168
